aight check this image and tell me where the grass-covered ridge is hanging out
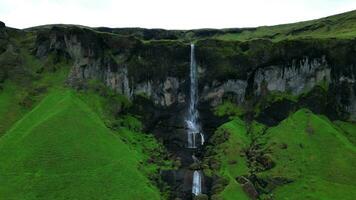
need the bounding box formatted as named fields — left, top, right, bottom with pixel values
left=261, top=109, right=356, bottom=200
left=22, top=10, right=356, bottom=43
left=205, top=117, right=251, bottom=200
left=208, top=106, right=356, bottom=200
left=215, top=10, right=356, bottom=41
left=0, top=89, right=163, bottom=200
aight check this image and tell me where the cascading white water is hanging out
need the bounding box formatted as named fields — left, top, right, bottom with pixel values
left=187, top=44, right=204, bottom=196
left=192, top=170, right=202, bottom=196
left=186, top=44, right=205, bottom=148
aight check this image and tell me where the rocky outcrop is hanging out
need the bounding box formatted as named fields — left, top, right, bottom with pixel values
left=254, top=57, right=330, bottom=96
left=201, top=79, right=247, bottom=106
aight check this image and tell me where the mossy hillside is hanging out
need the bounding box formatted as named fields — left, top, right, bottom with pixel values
left=0, top=82, right=28, bottom=135
left=88, top=10, right=356, bottom=42
left=195, top=39, right=249, bottom=82
left=0, top=89, right=163, bottom=200
left=127, top=40, right=189, bottom=83
left=215, top=10, right=356, bottom=41
left=73, top=80, right=174, bottom=194
left=204, top=117, right=251, bottom=200
left=258, top=109, right=356, bottom=200
left=0, top=45, right=71, bottom=135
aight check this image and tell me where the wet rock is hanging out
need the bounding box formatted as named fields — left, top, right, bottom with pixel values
left=211, top=177, right=229, bottom=194
left=194, top=194, right=209, bottom=200
left=211, top=183, right=225, bottom=194
left=189, top=162, right=201, bottom=170
left=256, top=154, right=275, bottom=170
left=236, top=176, right=259, bottom=200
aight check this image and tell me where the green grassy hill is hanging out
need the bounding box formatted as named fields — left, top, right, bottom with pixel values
left=0, top=89, right=161, bottom=200
left=206, top=118, right=251, bottom=200
left=209, top=109, right=356, bottom=200
left=215, top=10, right=356, bottom=41
left=261, top=109, right=356, bottom=200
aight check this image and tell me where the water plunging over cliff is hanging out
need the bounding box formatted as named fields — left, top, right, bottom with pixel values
left=192, top=170, right=202, bottom=196
left=186, top=44, right=204, bottom=197
left=186, top=44, right=205, bottom=149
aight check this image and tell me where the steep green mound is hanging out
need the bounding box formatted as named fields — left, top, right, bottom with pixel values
left=209, top=108, right=356, bottom=200
left=205, top=118, right=251, bottom=200
left=0, top=89, right=161, bottom=200
left=261, top=109, right=356, bottom=200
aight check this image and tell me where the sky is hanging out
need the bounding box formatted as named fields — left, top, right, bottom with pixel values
left=1, top=0, right=356, bottom=29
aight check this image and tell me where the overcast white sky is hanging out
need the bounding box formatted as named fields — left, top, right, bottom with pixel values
left=1, top=0, right=356, bottom=29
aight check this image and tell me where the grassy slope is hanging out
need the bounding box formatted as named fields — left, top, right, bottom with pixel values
left=207, top=118, right=250, bottom=200
left=0, top=89, right=161, bottom=200
left=216, top=10, right=356, bottom=41
left=261, top=109, right=356, bottom=200
left=0, top=35, right=71, bottom=136
left=333, top=120, right=356, bottom=145
left=0, top=82, right=26, bottom=134
left=0, top=67, right=70, bottom=136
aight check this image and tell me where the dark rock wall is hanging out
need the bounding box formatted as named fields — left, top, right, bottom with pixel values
left=31, top=26, right=356, bottom=122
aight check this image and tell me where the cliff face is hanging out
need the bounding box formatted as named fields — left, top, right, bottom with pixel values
left=34, top=27, right=189, bottom=106
left=31, top=26, right=356, bottom=122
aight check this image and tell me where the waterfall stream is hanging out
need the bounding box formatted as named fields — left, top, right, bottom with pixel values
left=186, top=43, right=205, bottom=149
left=192, top=170, right=202, bottom=196
left=187, top=44, right=204, bottom=196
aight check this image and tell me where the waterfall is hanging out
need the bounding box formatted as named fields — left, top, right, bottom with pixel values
left=192, top=170, right=202, bottom=196
left=187, top=44, right=204, bottom=196
left=186, top=43, right=205, bottom=148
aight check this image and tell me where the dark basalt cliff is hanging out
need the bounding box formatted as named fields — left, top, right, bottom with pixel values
left=29, top=26, right=356, bottom=121
left=1, top=19, right=356, bottom=199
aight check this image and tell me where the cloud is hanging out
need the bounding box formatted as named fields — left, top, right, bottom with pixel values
left=0, top=0, right=356, bottom=29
